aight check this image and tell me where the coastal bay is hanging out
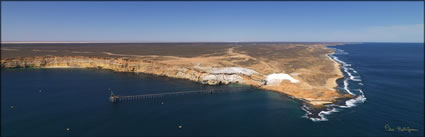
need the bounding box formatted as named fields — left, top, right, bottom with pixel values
left=2, top=43, right=423, bottom=136
left=1, top=43, right=352, bottom=108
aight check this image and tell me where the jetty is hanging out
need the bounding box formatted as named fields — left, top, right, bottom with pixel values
left=108, top=86, right=249, bottom=103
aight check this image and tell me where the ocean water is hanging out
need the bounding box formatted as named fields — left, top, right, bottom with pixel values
left=1, top=43, right=424, bottom=136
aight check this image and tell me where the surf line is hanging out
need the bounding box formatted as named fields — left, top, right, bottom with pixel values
left=328, top=49, right=366, bottom=107
left=302, top=48, right=366, bottom=122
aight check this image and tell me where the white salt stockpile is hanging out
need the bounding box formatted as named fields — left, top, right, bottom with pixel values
left=265, top=73, right=299, bottom=86
left=202, top=74, right=243, bottom=83
left=209, top=67, right=258, bottom=75
left=193, top=63, right=257, bottom=76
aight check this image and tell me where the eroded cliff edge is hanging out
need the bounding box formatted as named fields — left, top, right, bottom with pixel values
left=1, top=43, right=353, bottom=107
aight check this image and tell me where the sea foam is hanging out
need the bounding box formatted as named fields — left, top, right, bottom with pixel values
left=302, top=48, right=366, bottom=122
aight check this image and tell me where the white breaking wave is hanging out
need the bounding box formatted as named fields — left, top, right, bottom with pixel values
left=301, top=105, right=339, bottom=122
left=351, top=78, right=362, bottom=82
left=339, top=94, right=366, bottom=108
left=329, top=55, right=363, bottom=95
left=343, top=79, right=355, bottom=95
left=358, top=89, right=365, bottom=95
left=329, top=48, right=349, bottom=55
left=349, top=68, right=358, bottom=73
left=329, top=54, right=366, bottom=109
left=265, top=73, right=299, bottom=86
left=302, top=50, right=367, bottom=122
left=350, top=76, right=362, bottom=81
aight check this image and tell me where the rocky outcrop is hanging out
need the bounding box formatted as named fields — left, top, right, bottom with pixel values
left=1, top=56, right=262, bottom=86
left=201, top=74, right=243, bottom=85
left=1, top=55, right=352, bottom=107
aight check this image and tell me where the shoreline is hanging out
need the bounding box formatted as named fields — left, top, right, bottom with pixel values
left=1, top=45, right=355, bottom=122
left=0, top=50, right=352, bottom=107
left=300, top=46, right=367, bottom=121
left=1, top=43, right=353, bottom=109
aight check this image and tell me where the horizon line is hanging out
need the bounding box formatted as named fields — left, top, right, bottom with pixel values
left=2, top=41, right=423, bottom=44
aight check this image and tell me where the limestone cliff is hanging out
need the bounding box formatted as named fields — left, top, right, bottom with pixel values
left=1, top=43, right=353, bottom=107
left=1, top=56, right=263, bottom=87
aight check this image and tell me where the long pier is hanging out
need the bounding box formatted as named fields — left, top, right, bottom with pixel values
left=109, top=87, right=248, bottom=103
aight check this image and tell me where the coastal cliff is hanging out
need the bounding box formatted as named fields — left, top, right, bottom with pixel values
left=1, top=54, right=351, bottom=106
left=1, top=43, right=353, bottom=107
left=1, top=56, right=263, bottom=86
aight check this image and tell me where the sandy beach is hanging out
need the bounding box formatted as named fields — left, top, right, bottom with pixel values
left=1, top=43, right=352, bottom=106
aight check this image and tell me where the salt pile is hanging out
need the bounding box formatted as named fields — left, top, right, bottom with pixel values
left=209, top=67, right=258, bottom=75
left=265, top=73, right=299, bottom=86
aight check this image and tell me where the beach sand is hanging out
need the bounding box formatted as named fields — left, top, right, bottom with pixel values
left=1, top=42, right=352, bottom=106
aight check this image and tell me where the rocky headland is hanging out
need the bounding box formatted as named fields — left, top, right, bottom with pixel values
left=1, top=43, right=354, bottom=107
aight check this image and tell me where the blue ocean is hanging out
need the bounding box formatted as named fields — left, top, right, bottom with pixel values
left=1, top=43, right=424, bottom=136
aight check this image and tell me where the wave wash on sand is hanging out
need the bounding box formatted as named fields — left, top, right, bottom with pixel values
left=302, top=48, right=367, bottom=122
left=1, top=43, right=355, bottom=122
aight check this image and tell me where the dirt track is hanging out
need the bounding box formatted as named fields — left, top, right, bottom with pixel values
left=1, top=42, right=350, bottom=106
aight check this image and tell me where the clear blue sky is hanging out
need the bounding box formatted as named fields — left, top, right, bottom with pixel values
left=1, top=2, right=424, bottom=42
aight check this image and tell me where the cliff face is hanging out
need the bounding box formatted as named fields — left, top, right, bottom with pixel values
left=1, top=43, right=352, bottom=107
left=1, top=56, right=262, bottom=86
